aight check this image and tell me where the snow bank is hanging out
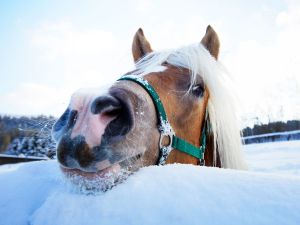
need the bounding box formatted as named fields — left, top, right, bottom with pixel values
left=1, top=141, right=300, bottom=225
left=244, top=140, right=300, bottom=175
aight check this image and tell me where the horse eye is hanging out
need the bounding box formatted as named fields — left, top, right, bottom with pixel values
left=191, top=84, right=204, bottom=97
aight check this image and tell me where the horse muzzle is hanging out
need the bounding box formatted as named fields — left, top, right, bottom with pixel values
left=52, top=88, right=135, bottom=172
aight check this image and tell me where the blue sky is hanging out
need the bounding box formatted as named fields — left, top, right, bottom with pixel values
left=0, top=0, right=299, bottom=126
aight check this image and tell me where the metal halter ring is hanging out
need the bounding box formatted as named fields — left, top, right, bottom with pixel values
left=159, top=131, right=174, bottom=150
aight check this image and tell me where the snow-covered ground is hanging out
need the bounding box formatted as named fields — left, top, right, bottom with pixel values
left=0, top=141, right=300, bottom=225
left=244, top=140, right=300, bottom=176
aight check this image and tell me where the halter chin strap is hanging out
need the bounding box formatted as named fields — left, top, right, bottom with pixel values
left=118, top=75, right=207, bottom=166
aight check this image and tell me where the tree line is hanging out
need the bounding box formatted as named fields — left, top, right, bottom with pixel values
left=242, top=120, right=300, bottom=137
left=0, top=115, right=56, bottom=153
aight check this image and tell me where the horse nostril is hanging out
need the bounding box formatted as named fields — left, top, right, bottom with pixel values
left=91, top=96, right=122, bottom=115
left=90, top=91, right=134, bottom=139
left=52, top=109, right=78, bottom=142
left=103, top=108, right=122, bottom=118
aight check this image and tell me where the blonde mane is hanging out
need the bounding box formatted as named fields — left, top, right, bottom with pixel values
left=134, top=43, right=248, bottom=170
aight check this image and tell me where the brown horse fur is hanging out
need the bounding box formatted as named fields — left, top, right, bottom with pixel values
left=132, top=26, right=221, bottom=167
left=132, top=28, right=153, bottom=63
left=200, top=25, right=220, bottom=60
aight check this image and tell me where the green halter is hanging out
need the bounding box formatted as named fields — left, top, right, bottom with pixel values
left=118, top=75, right=207, bottom=166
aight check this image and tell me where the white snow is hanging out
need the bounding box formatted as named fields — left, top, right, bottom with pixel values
left=244, top=140, right=300, bottom=176
left=1, top=141, right=300, bottom=225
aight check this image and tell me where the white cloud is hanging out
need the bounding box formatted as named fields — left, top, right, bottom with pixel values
left=0, top=83, right=71, bottom=116
left=1, top=20, right=135, bottom=116
left=276, top=0, right=300, bottom=27
left=28, top=20, right=133, bottom=89
left=2, top=20, right=135, bottom=116
left=223, top=1, right=300, bottom=126
left=134, top=0, right=154, bottom=12
left=30, top=20, right=117, bottom=62
left=137, top=16, right=219, bottom=50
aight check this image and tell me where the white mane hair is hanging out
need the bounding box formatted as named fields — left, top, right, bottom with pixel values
left=134, top=43, right=248, bottom=170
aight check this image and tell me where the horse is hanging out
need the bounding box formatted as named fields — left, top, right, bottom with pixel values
left=52, top=25, right=247, bottom=191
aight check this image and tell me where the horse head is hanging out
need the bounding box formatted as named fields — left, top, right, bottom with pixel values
left=52, top=25, right=247, bottom=191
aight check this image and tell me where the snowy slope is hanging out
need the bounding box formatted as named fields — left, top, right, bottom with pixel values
left=0, top=141, right=300, bottom=225
left=244, top=140, right=300, bottom=175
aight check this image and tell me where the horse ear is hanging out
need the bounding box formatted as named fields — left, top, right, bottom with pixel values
left=201, top=25, right=220, bottom=59
left=132, top=28, right=153, bottom=63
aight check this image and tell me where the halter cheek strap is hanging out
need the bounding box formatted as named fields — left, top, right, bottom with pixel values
left=118, top=75, right=207, bottom=166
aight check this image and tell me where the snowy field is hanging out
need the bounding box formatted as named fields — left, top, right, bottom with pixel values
left=244, top=140, right=300, bottom=176
left=0, top=141, right=300, bottom=225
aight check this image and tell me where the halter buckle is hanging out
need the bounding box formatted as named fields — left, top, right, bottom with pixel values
left=158, top=126, right=175, bottom=165
left=159, top=131, right=174, bottom=149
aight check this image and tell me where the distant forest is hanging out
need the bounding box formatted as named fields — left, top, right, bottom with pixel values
left=242, top=120, right=300, bottom=137
left=0, top=115, right=300, bottom=155
left=0, top=115, right=56, bottom=154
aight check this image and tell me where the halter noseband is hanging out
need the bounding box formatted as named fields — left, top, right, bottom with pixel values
left=118, top=75, right=208, bottom=166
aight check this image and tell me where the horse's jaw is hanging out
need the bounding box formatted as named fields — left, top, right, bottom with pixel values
left=59, top=151, right=146, bottom=193
left=60, top=163, right=133, bottom=193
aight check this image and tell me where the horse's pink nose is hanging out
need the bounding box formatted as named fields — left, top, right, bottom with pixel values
left=54, top=91, right=135, bottom=170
